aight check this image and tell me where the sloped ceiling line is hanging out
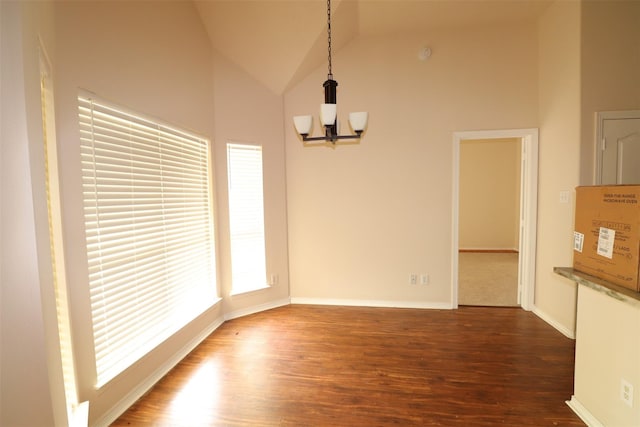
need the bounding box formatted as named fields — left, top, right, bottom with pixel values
left=194, top=0, right=552, bottom=96
left=195, top=0, right=358, bottom=95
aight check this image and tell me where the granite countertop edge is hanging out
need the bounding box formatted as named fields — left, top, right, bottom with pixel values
left=554, top=267, right=640, bottom=308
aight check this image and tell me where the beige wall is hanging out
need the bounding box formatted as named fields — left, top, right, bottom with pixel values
left=4, top=1, right=638, bottom=425
left=212, top=52, right=290, bottom=315
left=459, top=138, right=521, bottom=251
left=53, top=2, right=222, bottom=424
left=535, top=0, right=640, bottom=337
left=285, top=22, right=538, bottom=305
left=534, top=0, right=581, bottom=335
left=573, top=286, right=640, bottom=426
left=570, top=2, right=640, bottom=424
left=2, top=0, right=293, bottom=424
left=1, top=2, right=61, bottom=425
left=580, top=0, right=640, bottom=184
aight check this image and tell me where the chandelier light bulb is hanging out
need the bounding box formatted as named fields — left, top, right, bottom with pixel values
left=293, top=115, right=313, bottom=135
left=320, top=104, right=337, bottom=126
left=349, top=112, right=368, bottom=132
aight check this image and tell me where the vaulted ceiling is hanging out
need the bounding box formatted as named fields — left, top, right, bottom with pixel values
left=194, top=0, right=552, bottom=95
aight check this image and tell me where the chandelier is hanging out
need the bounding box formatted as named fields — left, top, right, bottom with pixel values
left=293, top=0, right=368, bottom=144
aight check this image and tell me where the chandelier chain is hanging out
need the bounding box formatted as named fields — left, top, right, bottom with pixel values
left=327, top=0, right=332, bottom=79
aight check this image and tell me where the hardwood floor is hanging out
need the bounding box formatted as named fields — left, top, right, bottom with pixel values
left=112, top=305, right=585, bottom=426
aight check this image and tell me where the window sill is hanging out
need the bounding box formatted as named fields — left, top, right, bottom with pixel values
left=229, top=284, right=271, bottom=297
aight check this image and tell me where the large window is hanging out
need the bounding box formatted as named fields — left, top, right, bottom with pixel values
left=227, top=143, right=267, bottom=295
left=79, top=94, right=217, bottom=386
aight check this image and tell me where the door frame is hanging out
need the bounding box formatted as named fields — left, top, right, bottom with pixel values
left=595, top=110, right=640, bottom=184
left=452, top=128, right=539, bottom=310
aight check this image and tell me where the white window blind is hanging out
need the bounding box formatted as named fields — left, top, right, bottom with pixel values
left=79, top=94, right=217, bottom=387
left=227, top=143, right=267, bottom=294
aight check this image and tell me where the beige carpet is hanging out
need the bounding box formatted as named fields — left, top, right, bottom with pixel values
left=458, top=252, right=519, bottom=307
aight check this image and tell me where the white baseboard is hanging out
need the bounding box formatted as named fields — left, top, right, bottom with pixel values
left=290, top=297, right=452, bottom=310
left=459, top=248, right=519, bottom=253
left=566, top=396, right=604, bottom=427
left=224, top=297, right=291, bottom=321
left=532, top=305, right=575, bottom=339
left=95, top=314, right=225, bottom=427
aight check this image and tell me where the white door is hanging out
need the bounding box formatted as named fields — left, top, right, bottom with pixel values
left=598, top=113, right=640, bottom=184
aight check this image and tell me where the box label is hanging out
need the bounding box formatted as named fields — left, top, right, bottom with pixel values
left=573, top=231, right=584, bottom=253
left=597, top=227, right=616, bottom=259
left=603, top=191, right=639, bottom=205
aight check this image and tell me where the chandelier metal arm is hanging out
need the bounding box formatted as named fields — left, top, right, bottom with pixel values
left=301, top=132, right=362, bottom=142
left=291, top=0, right=368, bottom=146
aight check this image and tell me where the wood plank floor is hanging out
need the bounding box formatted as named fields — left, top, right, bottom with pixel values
left=112, top=305, right=585, bottom=426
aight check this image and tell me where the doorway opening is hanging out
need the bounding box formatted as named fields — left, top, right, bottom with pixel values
left=458, top=137, right=521, bottom=306
left=452, top=129, right=539, bottom=311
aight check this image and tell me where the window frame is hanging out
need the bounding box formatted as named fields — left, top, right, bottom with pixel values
left=78, top=91, right=219, bottom=388
left=226, top=141, right=269, bottom=296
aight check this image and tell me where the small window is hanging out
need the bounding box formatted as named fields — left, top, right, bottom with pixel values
left=79, top=93, right=218, bottom=387
left=227, top=143, right=267, bottom=295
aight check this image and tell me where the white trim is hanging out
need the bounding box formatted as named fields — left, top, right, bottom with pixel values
left=229, top=284, right=271, bottom=297
left=70, top=402, right=89, bottom=427
left=532, top=305, right=575, bottom=339
left=290, top=297, right=453, bottom=310
left=566, top=396, right=604, bottom=427
left=458, top=248, right=519, bottom=252
left=595, top=110, right=640, bottom=184
left=452, top=128, right=538, bottom=311
left=94, top=314, right=225, bottom=427
left=224, top=298, right=291, bottom=321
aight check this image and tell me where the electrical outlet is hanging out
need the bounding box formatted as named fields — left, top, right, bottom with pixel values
left=420, top=274, right=429, bottom=285
left=409, top=273, right=417, bottom=285
left=621, top=379, right=634, bottom=407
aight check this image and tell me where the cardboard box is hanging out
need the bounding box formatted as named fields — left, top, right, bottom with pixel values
left=573, top=185, right=640, bottom=292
